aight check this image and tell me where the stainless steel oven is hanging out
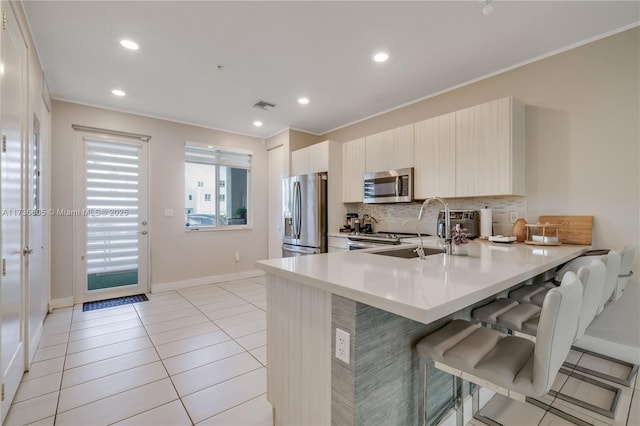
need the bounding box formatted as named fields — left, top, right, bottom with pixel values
left=363, top=168, right=413, bottom=204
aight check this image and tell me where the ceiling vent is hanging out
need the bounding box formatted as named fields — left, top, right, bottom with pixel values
left=252, top=100, right=277, bottom=111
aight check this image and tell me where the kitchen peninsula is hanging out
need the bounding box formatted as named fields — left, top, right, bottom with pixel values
left=256, top=239, right=589, bottom=425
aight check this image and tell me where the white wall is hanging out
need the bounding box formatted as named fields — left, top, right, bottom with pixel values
left=51, top=101, right=268, bottom=301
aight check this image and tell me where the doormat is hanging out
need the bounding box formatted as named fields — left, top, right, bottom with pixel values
left=82, top=294, right=149, bottom=312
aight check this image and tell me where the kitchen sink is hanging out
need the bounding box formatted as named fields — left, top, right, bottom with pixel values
left=371, top=246, right=444, bottom=259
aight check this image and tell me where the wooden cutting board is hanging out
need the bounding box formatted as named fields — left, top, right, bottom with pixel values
left=538, top=215, right=593, bottom=245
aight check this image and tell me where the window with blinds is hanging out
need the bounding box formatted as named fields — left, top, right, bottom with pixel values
left=185, top=143, right=252, bottom=229
left=85, top=140, right=140, bottom=289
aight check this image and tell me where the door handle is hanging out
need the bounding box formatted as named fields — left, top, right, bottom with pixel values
left=22, top=246, right=34, bottom=256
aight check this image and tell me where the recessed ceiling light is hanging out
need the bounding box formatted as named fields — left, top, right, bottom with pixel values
left=112, top=89, right=126, bottom=97
left=120, top=39, right=139, bottom=50
left=298, top=97, right=310, bottom=105
left=253, top=121, right=263, bottom=127
left=373, top=52, right=389, bottom=63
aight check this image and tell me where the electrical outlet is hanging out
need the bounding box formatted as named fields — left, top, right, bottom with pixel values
left=335, top=328, right=350, bottom=364
left=234, top=251, right=240, bottom=262
left=510, top=211, right=518, bottom=224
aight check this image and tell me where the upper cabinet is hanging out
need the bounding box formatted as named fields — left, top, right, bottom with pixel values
left=291, top=140, right=344, bottom=232
left=342, top=138, right=366, bottom=203
left=414, top=112, right=456, bottom=199
left=342, top=96, right=525, bottom=203
left=364, top=124, right=414, bottom=173
left=455, top=97, right=525, bottom=197
left=291, top=142, right=329, bottom=176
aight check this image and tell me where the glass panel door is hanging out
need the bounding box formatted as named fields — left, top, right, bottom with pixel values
left=78, top=136, right=148, bottom=301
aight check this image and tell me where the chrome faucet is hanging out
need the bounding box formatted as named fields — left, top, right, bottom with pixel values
left=418, top=196, right=452, bottom=256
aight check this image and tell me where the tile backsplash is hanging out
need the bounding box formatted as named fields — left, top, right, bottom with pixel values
left=346, top=196, right=526, bottom=236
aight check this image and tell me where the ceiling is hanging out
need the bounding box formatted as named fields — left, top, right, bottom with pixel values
left=22, top=1, right=639, bottom=139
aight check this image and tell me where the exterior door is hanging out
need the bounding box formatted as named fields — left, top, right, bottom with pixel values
left=0, top=2, right=27, bottom=420
left=74, top=134, right=149, bottom=303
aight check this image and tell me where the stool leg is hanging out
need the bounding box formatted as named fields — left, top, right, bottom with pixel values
left=421, top=358, right=428, bottom=426
left=453, top=375, right=464, bottom=426
left=472, top=383, right=479, bottom=416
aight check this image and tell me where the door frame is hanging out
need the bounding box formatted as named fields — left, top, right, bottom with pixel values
left=72, top=130, right=150, bottom=303
left=0, top=0, right=28, bottom=419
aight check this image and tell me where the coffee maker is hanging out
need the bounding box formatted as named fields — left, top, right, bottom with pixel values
left=344, top=213, right=359, bottom=232
left=437, top=210, right=480, bottom=238
left=362, top=214, right=377, bottom=233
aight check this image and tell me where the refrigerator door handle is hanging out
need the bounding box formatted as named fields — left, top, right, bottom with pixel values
left=294, top=181, right=302, bottom=239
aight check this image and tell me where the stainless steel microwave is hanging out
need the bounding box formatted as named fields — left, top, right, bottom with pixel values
left=363, top=168, right=413, bottom=203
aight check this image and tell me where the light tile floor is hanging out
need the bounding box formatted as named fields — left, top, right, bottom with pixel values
left=5, top=274, right=639, bottom=425
left=5, top=276, right=272, bottom=426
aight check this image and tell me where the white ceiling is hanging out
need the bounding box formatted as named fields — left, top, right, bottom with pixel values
left=22, top=1, right=639, bottom=138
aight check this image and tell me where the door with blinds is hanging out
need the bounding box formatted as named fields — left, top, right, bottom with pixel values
left=75, top=134, right=149, bottom=302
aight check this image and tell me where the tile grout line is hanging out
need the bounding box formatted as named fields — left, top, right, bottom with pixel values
left=11, top=278, right=268, bottom=425
left=53, top=307, right=74, bottom=426
left=54, top=304, right=163, bottom=421
left=142, top=285, right=263, bottom=421
left=132, top=293, right=198, bottom=426
left=196, top=392, right=270, bottom=425
left=6, top=309, right=71, bottom=425
left=536, top=351, right=584, bottom=425
left=164, top=282, right=267, bottom=420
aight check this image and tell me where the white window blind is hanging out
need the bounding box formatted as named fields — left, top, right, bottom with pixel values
left=185, top=144, right=252, bottom=169
left=85, top=140, right=140, bottom=275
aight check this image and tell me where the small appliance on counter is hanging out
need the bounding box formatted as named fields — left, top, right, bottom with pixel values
left=437, top=210, right=480, bottom=239
left=361, top=214, right=378, bottom=234
left=341, top=213, right=359, bottom=233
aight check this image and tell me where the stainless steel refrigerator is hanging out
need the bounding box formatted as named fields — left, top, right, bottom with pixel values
left=282, top=172, right=327, bottom=257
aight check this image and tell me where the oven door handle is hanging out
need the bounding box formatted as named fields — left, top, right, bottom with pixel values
left=396, top=176, right=402, bottom=197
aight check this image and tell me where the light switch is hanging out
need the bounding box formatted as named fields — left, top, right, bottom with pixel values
left=164, top=209, right=174, bottom=217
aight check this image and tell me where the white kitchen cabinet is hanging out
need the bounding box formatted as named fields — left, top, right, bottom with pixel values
left=291, top=142, right=329, bottom=176
left=364, top=124, right=414, bottom=173
left=342, top=138, right=366, bottom=203
left=414, top=112, right=456, bottom=199
left=328, top=235, right=349, bottom=252
left=455, top=97, right=525, bottom=197
left=291, top=140, right=344, bottom=234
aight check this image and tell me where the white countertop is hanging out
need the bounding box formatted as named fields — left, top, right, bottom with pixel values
left=256, top=238, right=589, bottom=324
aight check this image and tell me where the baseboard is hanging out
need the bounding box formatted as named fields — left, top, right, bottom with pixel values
left=151, top=269, right=266, bottom=293
left=28, top=321, right=44, bottom=367
left=49, top=296, right=74, bottom=311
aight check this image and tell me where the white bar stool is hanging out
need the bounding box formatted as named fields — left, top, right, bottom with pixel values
left=416, top=272, right=583, bottom=426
